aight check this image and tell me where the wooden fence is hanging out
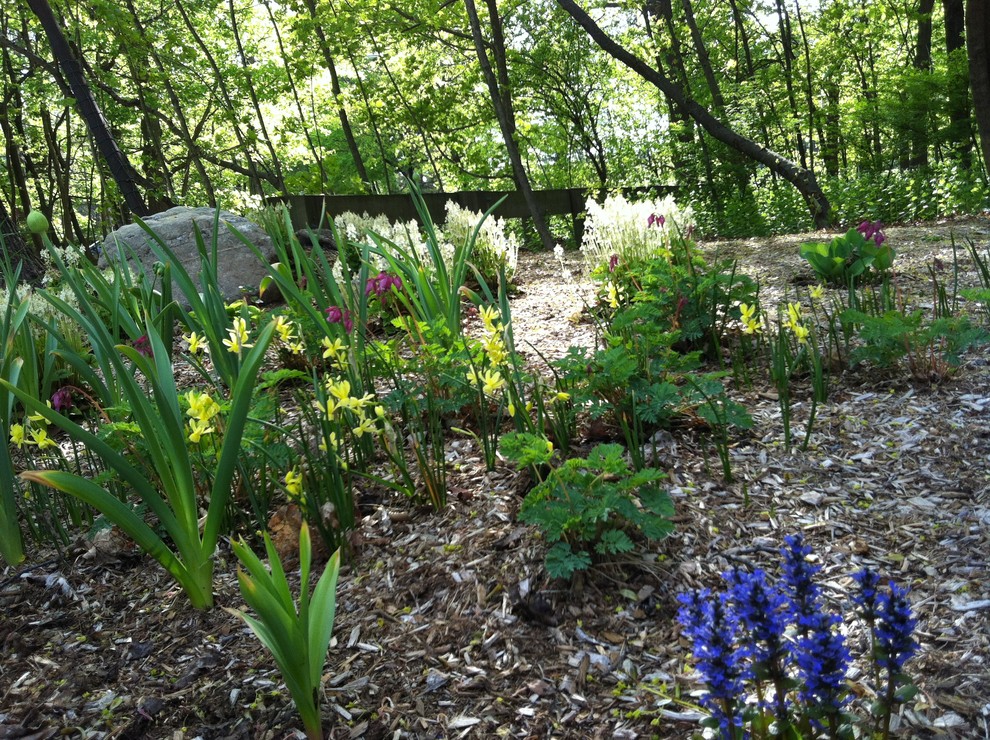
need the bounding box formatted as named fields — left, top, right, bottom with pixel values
left=272, top=185, right=677, bottom=243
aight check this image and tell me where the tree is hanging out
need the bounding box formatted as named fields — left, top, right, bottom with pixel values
left=556, top=0, right=832, bottom=227
left=969, top=0, right=990, bottom=173
left=463, top=0, right=556, bottom=249
left=25, top=0, right=149, bottom=216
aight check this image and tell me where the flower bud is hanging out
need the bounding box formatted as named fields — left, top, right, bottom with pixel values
left=26, top=211, right=49, bottom=235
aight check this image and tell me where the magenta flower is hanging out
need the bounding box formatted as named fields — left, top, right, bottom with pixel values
left=51, top=386, right=74, bottom=412
left=857, top=220, right=886, bottom=247
left=132, top=335, right=153, bottom=357
left=365, top=271, right=403, bottom=298
left=325, top=305, right=354, bottom=333
left=647, top=213, right=665, bottom=228
left=608, top=254, right=619, bottom=273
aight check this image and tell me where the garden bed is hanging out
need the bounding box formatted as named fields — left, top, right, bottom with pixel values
left=2, top=217, right=989, bottom=739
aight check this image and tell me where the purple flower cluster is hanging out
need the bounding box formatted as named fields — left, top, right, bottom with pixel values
left=677, top=535, right=923, bottom=734
left=608, top=254, right=619, bottom=273
left=677, top=588, right=746, bottom=735
left=365, top=271, right=403, bottom=298
left=857, top=220, right=886, bottom=246
left=647, top=213, right=665, bottom=228
left=51, top=386, right=74, bottom=413
left=325, top=305, right=353, bottom=333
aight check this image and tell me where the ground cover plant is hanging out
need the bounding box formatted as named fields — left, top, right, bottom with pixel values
left=1, top=203, right=989, bottom=738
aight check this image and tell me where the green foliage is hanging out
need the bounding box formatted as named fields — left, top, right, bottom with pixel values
left=503, top=438, right=674, bottom=581
left=800, top=228, right=895, bottom=287
left=230, top=525, right=340, bottom=740
left=842, top=309, right=988, bottom=381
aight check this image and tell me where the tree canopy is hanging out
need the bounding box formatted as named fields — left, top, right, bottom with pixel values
left=1, top=0, right=988, bottom=244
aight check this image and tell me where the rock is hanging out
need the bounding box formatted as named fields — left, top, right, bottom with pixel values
left=100, top=206, right=276, bottom=306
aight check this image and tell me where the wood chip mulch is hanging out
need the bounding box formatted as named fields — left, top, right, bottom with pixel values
left=2, top=217, right=989, bottom=739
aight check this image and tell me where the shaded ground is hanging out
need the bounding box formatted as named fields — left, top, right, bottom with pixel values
left=2, top=217, right=989, bottom=739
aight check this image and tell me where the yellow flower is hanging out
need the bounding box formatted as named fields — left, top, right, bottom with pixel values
left=739, top=303, right=761, bottom=335
left=185, top=390, right=220, bottom=422
left=187, top=418, right=215, bottom=444
left=555, top=391, right=571, bottom=402
left=287, top=340, right=306, bottom=355
left=606, top=283, right=622, bottom=309
left=792, top=323, right=810, bottom=345
left=352, top=416, right=377, bottom=438
left=479, top=305, right=501, bottom=333
left=809, top=284, right=825, bottom=301
left=284, top=468, right=303, bottom=498
left=184, top=331, right=206, bottom=355
left=274, top=315, right=296, bottom=343
left=327, top=378, right=351, bottom=402
left=483, top=334, right=507, bottom=366
left=30, top=428, right=56, bottom=450
left=319, top=431, right=339, bottom=452
left=28, top=402, right=52, bottom=425
left=786, top=302, right=802, bottom=329
left=321, top=337, right=348, bottom=361
left=481, top=370, right=506, bottom=396
left=507, top=403, right=516, bottom=418
left=222, top=316, right=253, bottom=355
left=10, top=423, right=26, bottom=448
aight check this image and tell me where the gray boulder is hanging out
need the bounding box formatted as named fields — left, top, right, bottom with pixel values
left=100, top=206, right=276, bottom=306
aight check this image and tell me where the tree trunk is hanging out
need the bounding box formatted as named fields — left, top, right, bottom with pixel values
left=26, top=0, right=149, bottom=216
left=464, top=0, right=556, bottom=249
left=123, top=0, right=217, bottom=207
left=558, top=0, right=831, bottom=227
left=944, top=0, right=973, bottom=166
left=908, top=0, right=936, bottom=168
left=303, top=0, right=370, bottom=190
left=968, top=0, right=990, bottom=172
left=228, top=0, right=287, bottom=195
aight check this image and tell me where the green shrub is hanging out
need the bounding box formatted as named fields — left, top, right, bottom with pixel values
left=501, top=434, right=674, bottom=581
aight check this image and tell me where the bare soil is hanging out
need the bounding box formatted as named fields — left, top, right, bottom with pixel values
left=2, top=216, right=989, bottom=739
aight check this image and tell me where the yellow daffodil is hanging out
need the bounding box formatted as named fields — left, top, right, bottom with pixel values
left=481, top=370, right=506, bottom=395
left=483, top=334, right=508, bottom=366
left=222, top=316, right=253, bottom=355
left=319, top=431, right=339, bottom=452
left=321, top=337, right=348, bottom=361
left=352, top=416, right=377, bottom=438
left=187, top=418, right=215, bottom=444
left=273, top=315, right=296, bottom=343
left=792, top=323, right=810, bottom=345
left=284, top=468, right=303, bottom=498
left=327, top=378, right=351, bottom=402
left=786, top=302, right=802, bottom=329
left=184, top=331, right=206, bottom=355
left=185, top=390, right=220, bottom=422
left=10, top=423, right=26, bottom=448
left=28, top=402, right=52, bottom=425
left=31, top=428, right=57, bottom=450
left=479, top=305, right=500, bottom=333
left=507, top=402, right=516, bottom=418
left=739, top=302, right=761, bottom=335
left=607, top=283, right=622, bottom=309
left=555, top=391, right=571, bottom=402
left=810, top=284, right=825, bottom=301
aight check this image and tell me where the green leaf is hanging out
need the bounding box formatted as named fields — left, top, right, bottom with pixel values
left=544, top=542, right=591, bottom=580
left=595, top=529, right=634, bottom=554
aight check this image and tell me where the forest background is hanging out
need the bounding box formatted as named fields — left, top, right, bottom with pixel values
left=3, top=0, right=990, bottom=260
